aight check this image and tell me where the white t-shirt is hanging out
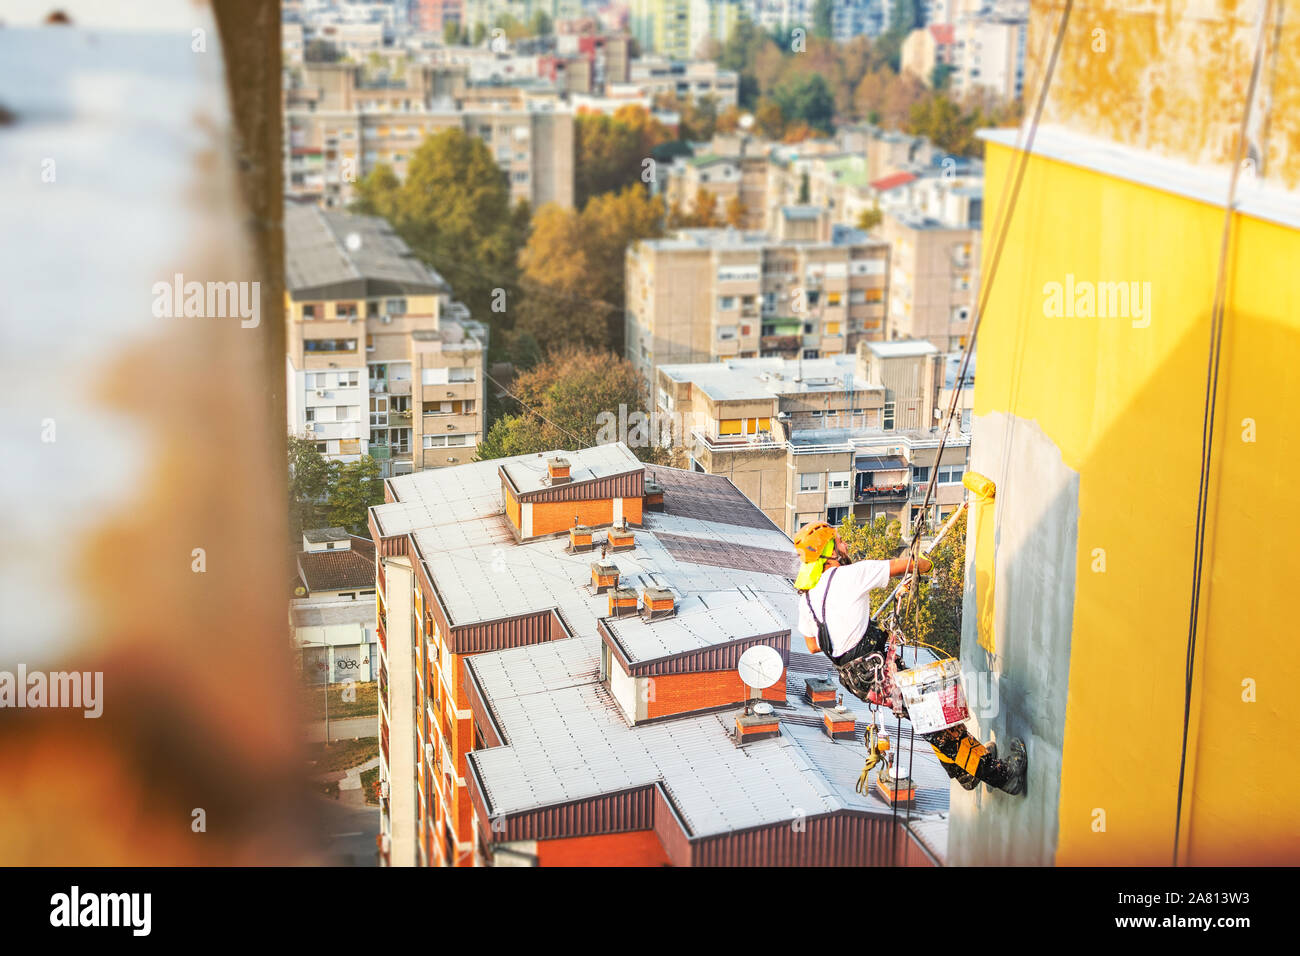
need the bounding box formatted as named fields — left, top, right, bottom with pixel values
left=797, top=560, right=891, bottom=659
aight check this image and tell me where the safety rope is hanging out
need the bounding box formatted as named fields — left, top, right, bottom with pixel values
left=887, top=0, right=1076, bottom=864
left=1172, top=0, right=1274, bottom=868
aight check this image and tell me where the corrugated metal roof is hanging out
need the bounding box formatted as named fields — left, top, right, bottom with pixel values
left=374, top=443, right=952, bottom=860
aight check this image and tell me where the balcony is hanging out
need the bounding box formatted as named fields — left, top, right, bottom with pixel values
left=389, top=410, right=413, bottom=426
left=854, top=484, right=909, bottom=502
left=370, top=444, right=392, bottom=460
left=760, top=334, right=801, bottom=353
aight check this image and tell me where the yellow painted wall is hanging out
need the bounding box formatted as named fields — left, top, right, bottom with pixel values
left=979, top=140, right=1300, bottom=865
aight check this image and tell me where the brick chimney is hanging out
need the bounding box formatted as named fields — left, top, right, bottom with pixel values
left=568, top=520, right=593, bottom=553
left=547, top=455, right=572, bottom=484
left=735, top=702, right=780, bottom=744
left=607, top=520, right=635, bottom=552
left=640, top=586, right=675, bottom=621
left=608, top=587, right=638, bottom=618
left=804, top=676, right=837, bottom=708
left=590, top=560, right=619, bottom=593
left=644, top=478, right=665, bottom=512
left=822, top=704, right=856, bottom=740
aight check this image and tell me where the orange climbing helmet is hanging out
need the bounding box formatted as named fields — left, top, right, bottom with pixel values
left=794, top=521, right=837, bottom=564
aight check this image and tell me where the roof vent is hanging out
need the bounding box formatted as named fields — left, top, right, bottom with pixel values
left=804, top=676, right=837, bottom=708
left=547, top=456, right=572, bottom=484
left=607, top=521, right=635, bottom=551
left=568, top=520, right=594, bottom=553
left=644, top=478, right=665, bottom=512
left=608, top=586, right=639, bottom=618
left=822, top=704, right=856, bottom=740
left=640, top=586, right=675, bottom=621
left=734, top=709, right=780, bottom=744
left=591, top=560, right=619, bottom=593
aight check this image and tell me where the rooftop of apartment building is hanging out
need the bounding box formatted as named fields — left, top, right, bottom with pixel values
left=285, top=202, right=449, bottom=299
left=638, top=223, right=880, bottom=254
left=659, top=342, right=941, bottom=403
left=370, top=444, right=952, bottom=863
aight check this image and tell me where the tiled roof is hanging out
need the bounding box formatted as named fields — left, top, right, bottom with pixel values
left=297, top=536, right=375, bottom=593
left=870, top=171, right=917, bottom=192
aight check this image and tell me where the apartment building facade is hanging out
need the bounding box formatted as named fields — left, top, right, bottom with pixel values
left=625, top=226, right=890, bottom=391
left=284, top=62, right=574, bottom=209
left=880, top=175, right=982, bottom=351
left=369, top=443, right=949, bottom=866
left=285, top=203, right=486, bottom=477
left=656, top=341, right=971, bottom=536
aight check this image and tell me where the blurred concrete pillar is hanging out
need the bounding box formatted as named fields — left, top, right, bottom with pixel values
left=0, top=3, right=311, bottom=864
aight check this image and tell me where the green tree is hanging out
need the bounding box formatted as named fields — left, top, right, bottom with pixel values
left=475, top=347, right=670, bottom=464
left=834, top=510, right=968, bottom=659
left=529, top=10, right=553, bottom=36
left=326, top=457, right=386, bottom=536
left=813, top=0, right=834, bottom=39
left=772, top=72, right=835, bottom=134
left=288, top=437, right=333, bottom=540
left=350, top=129, right=525, bottom=324
left=443, top=22, right=463, bottom=45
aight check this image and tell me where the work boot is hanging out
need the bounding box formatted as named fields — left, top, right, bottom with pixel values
left=999, top=737, right=1027, bottom=795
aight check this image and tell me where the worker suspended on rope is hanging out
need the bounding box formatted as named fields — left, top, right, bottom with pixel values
left=793, top=521, right=1027, bottom=796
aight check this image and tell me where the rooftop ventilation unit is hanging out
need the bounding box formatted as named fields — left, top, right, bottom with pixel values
left=568, top=522, right=594, bottom=554
left=607, top=521, right=635, bottom=552
left=591, top=561, right=619, bottom=594
left=547, top=456, right=572, bottom=485
left=608, top=587, right=638, bottom=618
left=640, top=586, right=676, bottom=621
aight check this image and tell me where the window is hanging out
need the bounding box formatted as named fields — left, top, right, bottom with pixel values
left=827, top=506, right=849, bottom=524
left=803, top=349, right=819, bottom=360
left=385, top=298, right=407, bottom=316
left=719, top=296, right=737, bottom=311
left=339, top=371, right=358, bottom=387
left=423, top=434, right=475, bottom=449
left=336, top=301, right=359, bottom=319
left=449, top=367, right=475, bottom=383
left=799, top=473, right=822, bottom=493
left=304, top=338, right=357, bottom=352
left=938, top=465, right=963, bottom=484
left=717, top=325, right=737, bottom=341
left=828, top=472, right=850, bottom=490
left=961, top=408, right=972, bottom=432
left=302, top=304, right=318, bottom=320
left=305, top=408, right=315, bottom=422
left=369, top=396, right=388, bottom=426
left=883, top=401, right=895, bottom=430
left=314, top=443, right=327, bottom=453
left=912, top=466, right=931, bottom=484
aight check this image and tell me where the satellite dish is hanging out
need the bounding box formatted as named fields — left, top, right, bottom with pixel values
left=737, top=645, right=783, bottom=691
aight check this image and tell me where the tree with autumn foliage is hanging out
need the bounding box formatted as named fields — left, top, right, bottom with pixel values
left=475, top=347, right=672, bottom=464
left=573, top=105, right=674, bottom=208
left=350, top=129, right=528, bottom=321
left=515, top=186, right=665, bottom=352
